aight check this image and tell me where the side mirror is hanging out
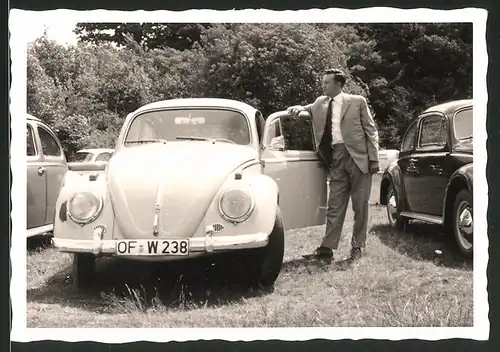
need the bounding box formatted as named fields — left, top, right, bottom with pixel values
left=268, top=135, right=285, bottom=151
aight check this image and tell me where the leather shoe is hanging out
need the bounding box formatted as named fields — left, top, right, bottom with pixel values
left=303, top=246, right=334, bottom=262
left=341, top=247, right=362, bottom=262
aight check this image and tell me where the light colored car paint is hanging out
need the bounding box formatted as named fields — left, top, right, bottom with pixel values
left=26, top=114, right=68, bottom=237
left=71, top=148, right=114, bottom=163
left=378, top=149, right=400, bottom=173
left=52, top=98, right=328, bottom=260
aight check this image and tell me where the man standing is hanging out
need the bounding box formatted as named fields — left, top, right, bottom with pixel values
left=288, top=68, right=379, bottom=263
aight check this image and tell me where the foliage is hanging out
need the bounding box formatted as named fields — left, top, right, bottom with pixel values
left=196, top=23, right=366, bottom=116
left=74, top=23, right=211, bottom=51
left=348, top=23, right=472, bottom=148
left=27, top=23, right=472, bottom=156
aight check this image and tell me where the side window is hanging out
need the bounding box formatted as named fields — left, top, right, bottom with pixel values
left=401, top=121, right=418, bottom=152
left=37, top=126, right=62, bottom=157
left=96, top=152, right=112, bottom=162
left=453, top=108, right=473, bottom=140
left=280, top=115, right=315, bottom=151
left=27, top=124, right=36, bottom=156
left=418, top=115, right=447, bottom=148
left=268, top=119, right=282, bottom=139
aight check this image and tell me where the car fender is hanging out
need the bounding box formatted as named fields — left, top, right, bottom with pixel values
left=53, top=170, right=115, bottom=242
left=442, top=162, right=473, bottom=224
left=190, top=161, right=279, bottom=240
left=379, top=161, right=406, bottom=211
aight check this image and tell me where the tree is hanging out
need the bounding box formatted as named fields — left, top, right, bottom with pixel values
left=348, top=23, right=472, bottom=148
left=73, top=23, right=211, bottom=51
left=196, top=23, right=367, bottom=119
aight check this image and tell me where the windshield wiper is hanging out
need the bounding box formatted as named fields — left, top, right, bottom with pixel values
left=176, top=136, right=236, bottom=144
left=176, top=136, right=213, bottom=142
left=125, top=139, right=167, bottom=145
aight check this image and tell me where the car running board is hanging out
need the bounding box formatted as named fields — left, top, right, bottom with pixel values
left=400, top=212, right=443, bottom=225
left=27, top=224, right=54, bottom=238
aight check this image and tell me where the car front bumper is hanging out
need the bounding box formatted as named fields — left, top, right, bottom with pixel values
left=52, top=231, right=270, bottom=256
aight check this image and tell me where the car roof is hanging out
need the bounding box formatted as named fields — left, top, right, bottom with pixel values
left=131, top=98, right=258, bottom=115
left=26, top=113, right=42, bottom=122
left=421, top=99, right=473, bottom=116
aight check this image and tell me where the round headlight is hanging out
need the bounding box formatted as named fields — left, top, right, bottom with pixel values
left=219, top=189, right=254, bottom=222
left=68, top=191, right=103, bottom=224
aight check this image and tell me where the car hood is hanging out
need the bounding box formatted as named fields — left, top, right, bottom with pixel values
left=107, top=142, right=258, bottom=239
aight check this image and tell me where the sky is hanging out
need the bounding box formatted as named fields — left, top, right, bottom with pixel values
left=24, top=18, right=79, bottom=45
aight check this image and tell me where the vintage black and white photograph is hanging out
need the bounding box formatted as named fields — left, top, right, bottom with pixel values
left=9, top=7, right=488, bottom=342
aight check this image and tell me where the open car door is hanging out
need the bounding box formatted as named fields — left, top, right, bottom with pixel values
left=260, top=111, right=327, bottom=230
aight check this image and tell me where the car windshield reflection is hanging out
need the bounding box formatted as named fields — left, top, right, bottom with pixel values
left=125, top=109, right=251, bottom=146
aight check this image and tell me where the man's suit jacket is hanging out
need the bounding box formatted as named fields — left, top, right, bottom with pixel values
left=303, top=93, right=379, bottom=174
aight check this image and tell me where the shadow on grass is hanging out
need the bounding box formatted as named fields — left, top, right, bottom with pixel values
left=371, top=221, right=472, bottom=271
left=27, top=234, right=53, bottom=253
left=27, top=253, right=274, bottom=314
left=281, top=256, right=358, bottom=273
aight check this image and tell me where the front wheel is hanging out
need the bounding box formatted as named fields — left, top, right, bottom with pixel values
left=246, top=207, right=285, bottom=289
left=386, top=184, right=408, bottom=230
left=452, top=189, right=473, bottom=258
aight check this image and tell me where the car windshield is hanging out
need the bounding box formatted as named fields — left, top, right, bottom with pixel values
left=454, top=108, right=473, bottom=140
left=124, top=108, right=251, bottom=145
left=71, top=152, right=94, bottom=162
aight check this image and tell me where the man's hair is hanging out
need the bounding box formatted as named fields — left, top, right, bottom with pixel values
left=324, top=68, right=346, bottom=87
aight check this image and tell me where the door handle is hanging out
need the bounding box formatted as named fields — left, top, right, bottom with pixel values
left=406, top=165, right=418, bottom=175
left=430, top=165, right=443, bottom=174
left=37, top=166, right=46, bottom=176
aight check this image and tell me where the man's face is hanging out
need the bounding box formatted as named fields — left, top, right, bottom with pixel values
left=321, top=73, right=341, bottom=97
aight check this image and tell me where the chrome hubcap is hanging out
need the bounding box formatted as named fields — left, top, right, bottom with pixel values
left=456, top=201, right=473, bottom=250
left=387, top=192, right=398, bottom=224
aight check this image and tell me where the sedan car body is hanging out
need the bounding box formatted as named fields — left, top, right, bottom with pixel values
left=52, top=98, right=328, bottom=289
left=379, top=99, right=473, bottom=257
left=70, top=148, right=114, bottom=164
left=27, top=114, right=68, bottom=237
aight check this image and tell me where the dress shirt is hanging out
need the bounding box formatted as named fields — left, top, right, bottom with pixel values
left=331, top=93, right=344, bottom=145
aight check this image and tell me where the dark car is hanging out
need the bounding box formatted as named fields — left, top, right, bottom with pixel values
left=27, top=114, right=68, bottom=237
left=379, top=99, right=473, bottom=257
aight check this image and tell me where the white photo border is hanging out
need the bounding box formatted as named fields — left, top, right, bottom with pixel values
left=9, top=7, right=489, bottom=343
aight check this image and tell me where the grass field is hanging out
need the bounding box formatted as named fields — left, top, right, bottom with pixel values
left=26, top=175, right=473, bottom=327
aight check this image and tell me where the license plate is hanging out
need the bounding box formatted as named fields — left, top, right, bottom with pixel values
left=116, top=239, right=189, bottom=256
left=379, top=154, right=388, bottom=159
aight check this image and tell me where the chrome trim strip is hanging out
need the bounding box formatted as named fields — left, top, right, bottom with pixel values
left=27, top=224, right=53, bottom=238
left=400, top=211, right=443, bottom=225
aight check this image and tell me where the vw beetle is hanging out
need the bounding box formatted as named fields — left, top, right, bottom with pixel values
left=379, top=99, right=473, bottom=257
left=52, top=98, right=328, bottom=289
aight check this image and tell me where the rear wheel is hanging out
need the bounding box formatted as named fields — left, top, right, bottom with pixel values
left=246, top=207, right=285, bottom=289
left=452, top=189, right=473, bottom=258
left=72, top=253, right=96, bottom=290
left=386, top=184, right=408, bottom=230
